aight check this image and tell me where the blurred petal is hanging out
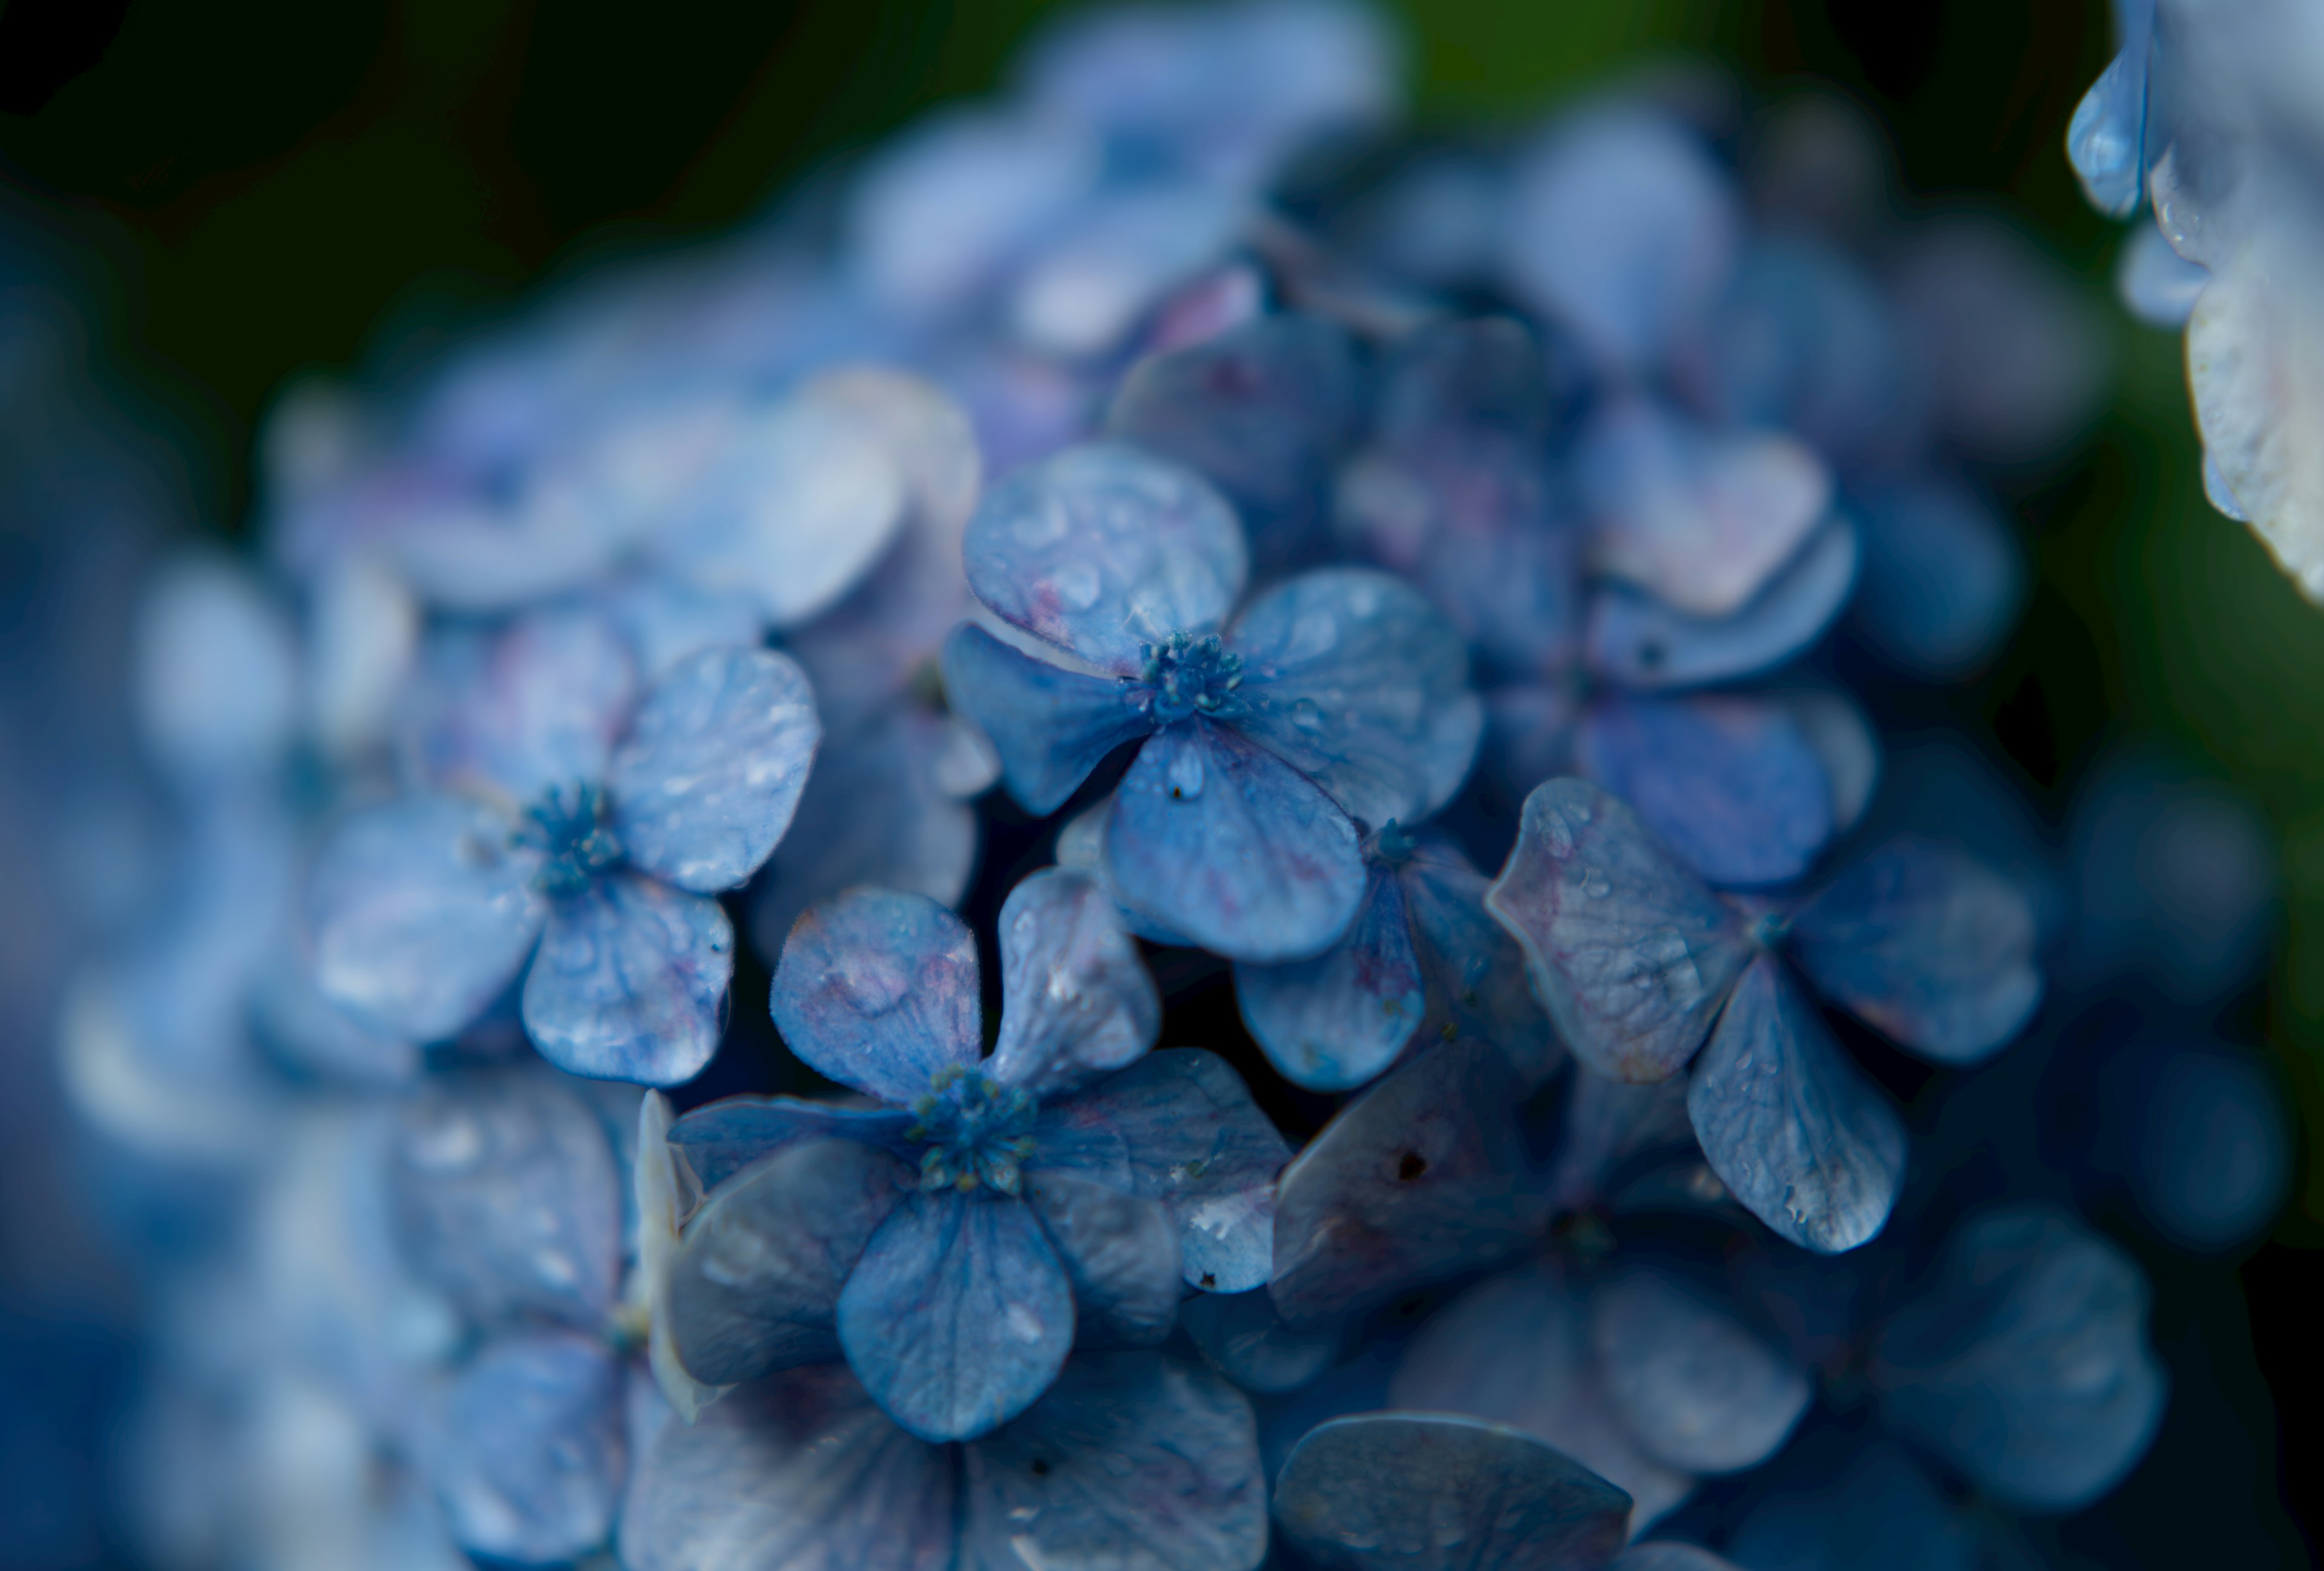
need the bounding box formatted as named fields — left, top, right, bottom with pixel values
left=1235, top=866, right=1422, bottom=1093
left=133, top=552, right=299, bottom=781
left=1585, top=518, right=1856, bottom=691
left=427, top=1331, right=625, bottom=1566
left=1686, top=956, right=1904, bottom=1254
left=1108, top=717, right=1367, bottom=964
left=608, top=647, right=821, bottom=894
left=2067, top=48, right=2147, bottom=217
left=1397, top=841, right=1561, bottom=1086
left=989, top=868, right=1160, bottom=1098
left=962, top=441, right=1247, bottom=673
left=2117, top=223, right=2208, bottom=329
left=941, top=622, right=1154, bottom=814
left=838, top=1191, right=1075, bottom=1442
left=635, top=1092, right=725, bottom=1424
left=309, top=793, right=545, bottom=1043
left=1025, top=1173, right=1182, bottom=1349
left=249, top=960, right=419, bottom=1087
left=1768, top=682, right=1879, bottom=835
left=1546, top=1074, right=1696, bottom=1214
left=1484, top=681, right=1583, bottom=801
left=668, top=1096, right=917, bottom=1191
left=1181, top=1287, right=1339, bottom=1395
left=1846, top=478, right=2026, bottom=680
left=596, top=575, right=764, bottom=684
left=1589, top=1266, right=1810, bottom=1475
left=1790, top=837, right=2043, bottom=1065
left=1727, top=1440, right=1972, bottom=1571
left=1485, top=778, right=1750, bottom=1084
left=411, top=607, right=639, bottom=805
left=770, top=888, right=982, bottom=1104
left=522, top=872, right=734, bottom=1087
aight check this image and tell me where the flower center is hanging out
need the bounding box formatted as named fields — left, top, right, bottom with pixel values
left=520, top=782, right=625, bottom=898
left=1135, top=631, right=1244, bottom=726
left=907, top=1065, right=1038, bottom=1194
left=1367, top=820, right=1419, bottom=865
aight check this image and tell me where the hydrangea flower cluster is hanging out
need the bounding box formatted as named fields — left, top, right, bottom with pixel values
left=25, top=3, right=2302, bottom=1570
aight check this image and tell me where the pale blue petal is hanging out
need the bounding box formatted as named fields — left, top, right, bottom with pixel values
left=410, top=607, right=639, bottom=805
left=1233, top=867, right=1422, bottom=1092
left=769, top=888, right=982, bottom=1104
left=1230, top=568, right=1483, bottom=826
left=1269, top=1039, right=1547, bottom=1328
left=1180, top=1288, right=1339, bottom=1395
left=249, top=960, right=419, bottom=1087
left=1872, top=1207, right=2165, bottom=1512
left=596, top=575, right=766, bottom=683
left=1484, top=778, right=1750, bottom=1084
left=1846, top=478, right=2026, bottom=680
left=668, top=1096, right=918, bottom=1191
left=1273, top=1414, right=1630, bottom=1571
left=1577, top=693, right=1834, bottom=889
left=1108, top=718, right=1366, bottom=964
left=1025, top=1173, right=1181, bottom=1348
left=522, top=872, right=734, bottom=1086
left=1589, top=1266, right=1809, bottom=1474
left=962, top=1355, right=1265, bottom=1571
left=962, top=441, right=1247, bottom=674
left=989, top=868, right=1160, bottom=1097
left=132, top=552, right=299, bottom=782
left=428, top=1331, right=626, bottom=1566
left=2067, top=50, right=2148, bottom=219
left=941, top=623, right=1154, bottom=815
left=608, top=646, right=821, bottom=894
left=2116, top=223, right=2208, bottom=330
left=1585, top=518, right=1857, bottom=692
left=1029, top=1049, right=1289, bottom=1294
left=1686, top=956, right=1905, bottom=1254
left=838, top=1191, right=1075, bottom=1441
left=1790, top=837, right=2044, bottom=1065
left=1396, top=839, right=1560, bottom=1087
left=661, top=1138, right=905, bottom=1388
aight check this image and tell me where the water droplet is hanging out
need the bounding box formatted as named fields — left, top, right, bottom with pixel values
left=1052, top=561, right=1101, bottom=611
left=1581, top=872, right=1612, bottom=900
left=1290, top=697, right=1324, bottom=732
left=1166, top=745, right=1204, bottom=801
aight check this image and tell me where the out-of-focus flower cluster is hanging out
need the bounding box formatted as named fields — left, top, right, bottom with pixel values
left=13, top=2, right=2294, bottom=1569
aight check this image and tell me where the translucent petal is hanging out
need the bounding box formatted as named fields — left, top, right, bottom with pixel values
left=2204, top=448, right=2251, bottom=522
left=1484, top=778, right=1750, bottom=1084
left=1589, top=1266, right=1810, bottom=1475
left=963, top=441, right=1248, bottom=673
left=1790, top=837, right=2043, bottom=1065
left=1108, top=717, right=1367, bottom=964
left=1585, top=518, right=1856, bottom=692
left=2116, top=222, right=2208, bottom=329
left=607, top=646, right=821, bottom=893
left=940, top=622, right=1155, bottom=814
left=1397, top=841, right=1561, bottom=1086
left=668, top=1096, right=918, bottom=1192
left=838, top=1191, right=1075, bottom=1441
left=1846, top=478, right=2026, bottom=680
left=1873, top=1207, right=2165, bottom=1512
left=427, top=1331, right=625, bottom=1566
left=1180, top=1287, right=1339, bottom=1395
left=522, top=872, right=734, bottom=1087
left=1269, top=1039, right=1546, bottom=1328
left=1025, top=1173, right=1182, bottom=1349
left=1234, top=867, right=1421, bottom=1092
left=769, top=888, right=982, bottom=1104
left=1577, top=693, right=1834, bottom=889
left=409, top=607, right=639, bottom=806
left=1273, top=1413, right=1631, bottom=1571
left=309, top=792, right=546, bottom=1043
left=988, top=868, right=1160, bottom=1097
left=1686, top=957, right=1904, bottom=1254
left=1029, top=1049, right=1290, bottom=1294
left=2066, top=50, right=2148, bottom=219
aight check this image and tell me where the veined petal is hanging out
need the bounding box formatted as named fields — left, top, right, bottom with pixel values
left=1025, top=1173, right=1182, bottom=1349
left=1233, top=866, right=1423, bottom=1093
left=941, top=622, right=1154, bottom=815
left=426, top=1331, right=626, bottom=1566
left=989, top=868, right=1160, bottom=1098
left=770, top=888, right=982, bottom=1104
left=522, top=872, right=734, bottom=1087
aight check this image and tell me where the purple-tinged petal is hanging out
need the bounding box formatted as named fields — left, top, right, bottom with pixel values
left=1108, top=717, right=1366, bottom=964
left=838, top=1191, right=1075, bottom=1441
left=963, top=1354, right=1266, bottom=1571
left=940, top=622, right=1154, bottom=815
left=963, top=441, right=1247, bottom=673
left=522, top=872, right=734, bottom=1087
left=668, top=1096, right=917, bottom=1192
left=1790, top=837, right=2043, bottom=1065
left=1181, top=1288, right=1339, bottom=1395
left=309, top=794, right=545, bottom=1043
left=410, top=607, right=639, bottom=805
left=427, top=1331, right=626, bottom=1566
left=1230, top=567, right=1482, bottom=826
left=1269, top=1039, right=1547, bottom=1328
left=1024, top=1173, right=1181, bottom=1349
left=1577, top=692, right=1834, bottom=889
left=1589, top=1266, right=1809, bottom=1475
left=1686, top=956, right=1904, bottom=1254
left=1484, top=778, right=1750, bottom=1084
left=1030, top=1049, right=1289, bottom=1294
left=988, top=868, right=1160, bottom=1097
left=1846, top=477, right=2026, bottom=680
left=770, top=888, right=982, bottom=1104
left=1585, top=518, right=1856, bottom=693
left=1233, top=866, right=1422, bottom=1092
left=608, top=646, right=821, bottom=894
left=664, top=1139, right=911, bottom=1385
left=618, top=1364, right=953, bottom=1571
left=1396, top=840, right=1561, bottom=1087
left=1274, top=1413, right=1631, bottom=1571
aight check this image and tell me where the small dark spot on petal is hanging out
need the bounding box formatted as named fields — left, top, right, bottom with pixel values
left=1199, top=1273, right=1216, bottom=1289
left=1030, top=1458, right=1051, bottom=1477
left=1397, top=1151, right=1427, bottom=1182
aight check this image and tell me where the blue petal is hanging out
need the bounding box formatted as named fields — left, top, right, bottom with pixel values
left=2116, top=223, right=2208, bottom=331
left=1054, top=793, right=1206, bottom=947
left=1613, top=1546, right=1743, bottom=1571
left=619, top=1364, right=954, bottom=1571
left=664, top=1139, right=911, bottom=1385
left=1230, top=567, right=1483, bottom=827
left=249, top=959, right=419, bottom=1087
left=1396, top=837, right=1561, bottom=1086
left=668, top=1096, right=917, bottom=1190
left=309, top=792, right=546, bottom=1043
left=1771, top=682, right=1880, bottom=835
left=980, top=871, right=1158, bottom=1102
left=962, top=1354, right=1267, bottom=1571
left=1577, top=692, right=1834, bottom=889
left=1108, top=717, right=1366, bottom=964
left=1586, top=518, right=1857, bottom=692
left=1726, top=1440, right=1974, bottom=1571
left=940, top=623, right=1154, bottom=815
left=1233, top=867, right=1422, bottom=1092
left=1589, top=1266, right=1810, bottom=1474
left=596, top=575, right=765, bottom=683
left=427, top=1331, right=626, bottom=1566
left=1484, top=778, right=1751, bottom=1084
left=2067, top=49, right=2148, bottom=219
left=1846, top=478, right=2026, bottom=680
left=1273, top=1413, right=1631, bottom=1571
left=1872, top=1207, right=2165, bottom=1512
left=388, top=1065, right=623, bottom=1331
left=1546, top=1074, right=1695, bottom=1214
left=131, top=552, right=299, bottom=782
left=1686, top=955, right=1905, bottom=1254
left=838, top=1191, right=1075, bottom=1441
left=1269, top=1039, right=1547, bottom=1328
left=521, top=872, right=734, bottom=1086
left=607, top=646, right=821, bottom=894
left=409, top=607, right=639, bottom=805
left=1025, top=1173, right=1182, bottom=1349
left=1030, top=1049, right=1290, bottom=1294
left=1789, top=837, right=2043, bottom=1065
left=769, top=888, right=982, bottom=1104
left=1180, top=1288, right=1339, bottom=1395
left=962, top=441, right=1247, bottom=674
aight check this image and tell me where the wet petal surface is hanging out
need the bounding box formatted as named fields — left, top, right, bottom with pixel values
left=1234, top=866, right=1423, bottom=1093
left=988, top=868, right=1160, bottom=1098
left=770, top=888, right=982, bottom=1104
left=941, top=622, right=1154, bottom=815
left=522, top=871, right=734, bottom=1086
